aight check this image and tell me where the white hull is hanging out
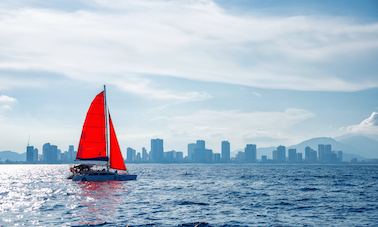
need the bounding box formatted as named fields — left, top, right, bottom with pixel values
left=70, top=172, right=137, bottom=181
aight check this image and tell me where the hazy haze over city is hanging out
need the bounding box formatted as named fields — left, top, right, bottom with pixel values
left=0, top=0, right=377, bottom=157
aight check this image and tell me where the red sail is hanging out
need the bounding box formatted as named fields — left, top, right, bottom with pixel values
left=76, top=91, right=107, bottom=160
left=109, top=114, right=127, bottom=170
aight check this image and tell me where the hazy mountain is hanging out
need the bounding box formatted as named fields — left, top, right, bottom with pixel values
left=0, top=151, right=25, bottom=162
left=289, top=137, right=367, bottom=161
left=257, top=137, right=371, bottom=161
left=336, top=135, right=378, bottom=159
left=289, top=137, right=346, bottom=152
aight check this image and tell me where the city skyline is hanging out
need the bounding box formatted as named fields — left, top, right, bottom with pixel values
left=19, top=138, right=347, bottom=164
left=0, top=0, right=377, bottom=156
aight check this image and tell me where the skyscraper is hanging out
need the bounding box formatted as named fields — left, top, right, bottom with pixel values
left=244, top=144, right=257, bottom=162
left=276, top=145, right=286, bottom=162
left=204, top=149, right=213, bottom=163
left=142, top=147, right=149, bottom=161
left=127, top=147, right=136, bottom=162
left=42, top=143, right=58, bottom=163
left=213, top=153, right=221, bottom=163
left=318, top=144, right=332, bottom=162
left=26, top=145, right=38, bottom=163
left=176, top=152, right=184, bottom=162
left=318, top=144, right=325, bottom=161
left=337, top=150, right=343, bottom=162
left=221, top=140, right=230, bottom=162
left=288, top=148, right=297, bottom=162
left=305, top=146, right=317, bottom=162
left=67, top=145, right=75, bottom=162
left=187, top=143, right=196, bottom=162
left=272, top=149, right=278, bottom=161
left=325, top=144, right=332, bottom=162
left=151, top=138, right=164, bottom=162
left=26, top=145, right=34, bottom=163
left=136, top=152, right=141, bottom=162
left=194, top=140, right=206, bottom=162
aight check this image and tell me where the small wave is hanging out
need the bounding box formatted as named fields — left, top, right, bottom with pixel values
left=71, top=221, right=109, bottom=227
left=313, top=175, right=335, bottom=179
left=295, top=197, right=312, bottom=201
left=175, top=200, right=209, bottom=206
left=290, top=206, right=313, bottom=210
left=274, top=201, right=293, bottom=206
left=347, top=207, right=374, bottom=213
left=299, top=187, right=320, bottom=191
left=178, top=222, right=210, bottom=227
left=240, top=175, right=253, bottom=179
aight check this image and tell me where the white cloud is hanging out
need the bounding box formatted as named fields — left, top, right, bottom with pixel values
left=345, top=112, right=378, bottom=135
left=114, top=78, right=211, bottom=101
left=0, top=95, right=16, bottom=104
left=0, top=94, right=17, bottom=110
left=0, top=0, right=377, bottom=92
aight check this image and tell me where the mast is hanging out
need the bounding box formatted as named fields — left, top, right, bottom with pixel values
left=104, top=85, right=110, bottom=170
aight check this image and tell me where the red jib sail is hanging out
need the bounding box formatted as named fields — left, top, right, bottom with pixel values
left=109, top=114, right=127, bottom=170
left=76, top=91, right=107, bottom=161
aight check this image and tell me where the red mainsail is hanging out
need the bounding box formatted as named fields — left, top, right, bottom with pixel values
left=109, top=114, right=127, bottom=170
left=76, top=91, right=107, bottom=161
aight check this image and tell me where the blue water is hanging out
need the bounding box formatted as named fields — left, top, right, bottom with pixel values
left=0, top=164, right=377, bottom=226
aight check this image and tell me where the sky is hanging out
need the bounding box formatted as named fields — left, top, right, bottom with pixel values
left=0, top=0, right=377, bottom=156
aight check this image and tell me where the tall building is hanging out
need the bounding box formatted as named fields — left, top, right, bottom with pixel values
left=288, top=148, right=297, bottom=162
left=204, top=149, right=213, bottom=163
left=126, top=147, right=136, bottom=162
left=297, top=152, right=303, bottom=162
left=141, top=147, right=149, bottom=161
left=51, top=145, right=58, bottom=163
left=337, top=150, right=343, bottom=162
left=213, top=153, right=221, bottom=162
left=221, top=140, right=230, bottom=162
left=136, top=152, right=141, bottom=162
left=164, top=150, right=175, bottom=162
left=273, top=145, right=286, bottom=162
left=26, top=145, right=38, bottom=163
left=305, top=146, right=317, bottom=162
left=272, top=149, right=278, bottom=161
left=57, top=148, right=62, bottom=161
left=151, top=138, right=164, bottom=162
left=67, top=145, right=75, bottom=162
left=33, top=148, right=39, bottom=162
left=244, top=144, right=257, bottom=162
left=42, top=143, right=58, bottom=163
left=187, top=143, right=196, bottom=161
left=194, top=140, right=206, bottom=162
left=176, top=152, right=184, bottom=162
left=318, top=144, right=333, bottom=162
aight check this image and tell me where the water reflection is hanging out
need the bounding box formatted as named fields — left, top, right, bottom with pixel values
left=74, top=181, right=127, bottom=226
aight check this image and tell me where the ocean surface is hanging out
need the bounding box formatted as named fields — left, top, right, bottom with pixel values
left=0, top=164, right=377, bottom=226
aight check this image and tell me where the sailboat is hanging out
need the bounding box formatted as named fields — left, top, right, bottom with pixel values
left=69, top=85, right=137, bottom=181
